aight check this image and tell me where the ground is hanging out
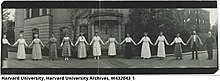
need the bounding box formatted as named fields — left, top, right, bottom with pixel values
left=2, top=49, right=217, bottom=68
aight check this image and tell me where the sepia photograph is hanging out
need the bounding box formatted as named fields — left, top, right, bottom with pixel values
left=0, top=1, right=218, bottom=74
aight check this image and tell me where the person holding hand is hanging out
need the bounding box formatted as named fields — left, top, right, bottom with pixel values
left=170, top=33, right=186, bottom=60
left=29, top=33, right=45, bottom=61
left=45, top=33, right=60, bottom=61
left=90, top=32, right=105, bottom=59
left=2, top=34, right=12, bottom=60
left=105, top=34, right=119, bottom=57
left=154, top=32, right=169, bottom=60
left=137, top=32, right=154, bottom=60
left=13, top=34, right=29, bottom=60
left=120, top=33, right=136, bottom=59
left=60, top=34, right=74, bottom=61
left=75, top=32, right=89, bottom=59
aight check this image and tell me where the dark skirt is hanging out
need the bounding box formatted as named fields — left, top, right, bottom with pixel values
left=2, top=44, right=8, bottom=59
left=174, top=43, right=183, bottom=57
left=49, top=43, right=58, bottom=59
left=125, top=42, right=132, bottom=59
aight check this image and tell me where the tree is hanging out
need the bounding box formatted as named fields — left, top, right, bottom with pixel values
left=66, top=9, right=90, bottom=41
left=3, top=9, right=10, bottom=22
left=127, top=8, right=193, bottom=41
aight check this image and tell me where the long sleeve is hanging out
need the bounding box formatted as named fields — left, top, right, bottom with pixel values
left=170, top=38, right=176, bottom=45
left=89, top=37, right=94, bottom=45
left=45, top=39, right=51, bottom=46
left=13, top=39, right=19, bottom=46
left=84, top=37, right=89, bottom=45
left=180, top=38, right=186, bottom=45
left=69, top=38, right=74, bottom=45
left=60, top=38, right=64, bottom=46
left=164, top=36, right=169, bottom=45
left=39, top=39, right=44, bottom=46
left=154, top=37, right=159, bottom=45
left=148, top=37, right=153, bottom=45
left=120, top=38, right=126, bottom=44
left=105, top=38, right=110, bottom=44
left=212, top=36, right=216, bottom=43
left=75, top=37, right=80, bottom=45
left=130, top=38, right=136, bottom=45
left=114, top=39, right=119, bottom=44
left=3, top=39, right=12, bottom=45
left=197, top=35, right=203, bottom=45
left=186, top=36, right=192, bottom=45
left=29, top=40, right=34, bottom=46
left=99, top=37, right=105, bottom=45
left=24, top=40, right=28, bottom=47
left=137, top=37, right=143, bottom=45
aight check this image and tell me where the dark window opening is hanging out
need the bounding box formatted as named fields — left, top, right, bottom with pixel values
left=31, top=9, right=40, bottom=18
left=42, top=9, right=47, bottom=15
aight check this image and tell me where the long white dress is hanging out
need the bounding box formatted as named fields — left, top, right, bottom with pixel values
left=14, top=38, right=28, bottom=59
left=91, top=36, right=104, bottom=56
left=137, top=36, right=153, bottom=58
left=155, top=35, right=169, bottom=57
left=107, top=38, right=117, bottom=56
left=31, top=38, right=43, bottom=60
left=75, top=36, right=89, bottom=58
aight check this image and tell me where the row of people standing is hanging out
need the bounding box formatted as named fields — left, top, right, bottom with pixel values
left=2, top=31, right=215, bottom=61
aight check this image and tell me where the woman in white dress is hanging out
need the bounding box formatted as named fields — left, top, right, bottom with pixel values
left=29, top=34, right=45, bottom=61
left=170, top=33, right=186, bottom=60
left=90, top=32, right=105, bottom=59
left=105, top=34, right=119, bottom=57
left=120, top=34, right=137, bottom=59
left=154, top=32, right=169, bottom=60
left=137, top=32, right=154, bottom=60
left=13, top=34, right=28, bottom=60
left=75, top=32, right=89, bottom=59
left=2, top=34, right=12, bottom=60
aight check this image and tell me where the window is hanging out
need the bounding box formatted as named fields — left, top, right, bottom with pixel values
left=42, top=9, right=47, bottom=15
left=31, top=9, right=40, bottom=18
left=26, top=9, right=30, bottom=18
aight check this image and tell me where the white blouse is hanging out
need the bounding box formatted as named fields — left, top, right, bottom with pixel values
left=75, top=36, right=89, bottom=45
left=125, top=37, right=134, bottom=42
left=155, top=35, right=169, bottom=45
left=90, top=36, right=104, bottom=45
left=170, top=37, right=186, bottom=45
left=137, top=36, right=153, bottom=45
left=2, top=39, right=11, bottom=45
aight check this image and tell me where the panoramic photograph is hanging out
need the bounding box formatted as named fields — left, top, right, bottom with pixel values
left=1, top=8, right=218, bottom=69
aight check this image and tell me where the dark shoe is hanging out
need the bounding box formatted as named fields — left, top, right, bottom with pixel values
left=180, top=58, right=183, bottom=60
left=191, top=58, right=194, bottom=60
left=176, top=57, right=178, bottom=60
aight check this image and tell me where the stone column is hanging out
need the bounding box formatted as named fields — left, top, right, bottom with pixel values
left=91, top=22, right=95, bottom=37
left=29, top=9, right=32, bottom=18
left=24, top=9, right=27, bottom=19
left=118, top=21, right=122, bottom=50
left=46, top=9, right=50, bottom=14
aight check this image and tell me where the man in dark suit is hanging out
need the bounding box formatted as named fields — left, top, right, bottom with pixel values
left=186, top=31, right=203, bottom=60
left=204, top=32, right=215, bottom=60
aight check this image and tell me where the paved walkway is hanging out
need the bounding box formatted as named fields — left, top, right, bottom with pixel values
left=2, top=49, right=217, bottom=68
